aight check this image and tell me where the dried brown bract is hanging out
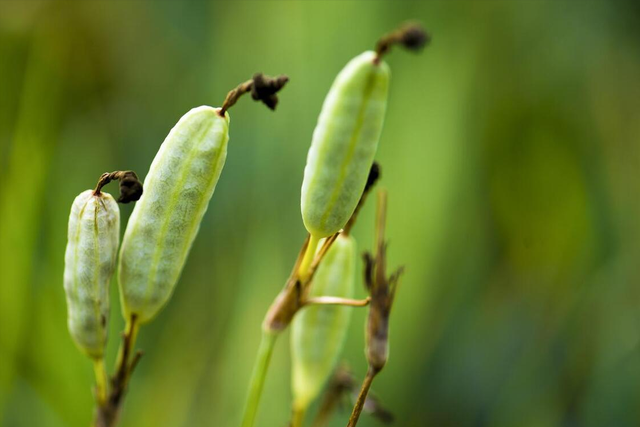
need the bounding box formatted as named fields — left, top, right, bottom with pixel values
left=375, top=22, right=430, bottom=60
left=220, top=73, right=289, bottom=115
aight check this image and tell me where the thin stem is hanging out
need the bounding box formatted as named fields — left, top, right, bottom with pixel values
left=93, top=358, right=108, bottom=405
left=240, top=330, right=278, bottom=427
left=290, top=404, right=307, bottom=427
left=114, top=316, right=139, bottom=377
left=305, top=296, right=371, bottom=307
left=93, top=314, right=142, bottom=427
left=375, top=190, right=387, bottom=255
left=219, top=80, right=253, bottom=116
left=124, top=318, right=140, bottom=367
left=298, top=234, right=321, bottom=282
left=346, top=368, right=378, bottom=427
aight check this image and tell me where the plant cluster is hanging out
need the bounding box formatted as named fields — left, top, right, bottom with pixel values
left=63, top=22, right=429, bottom=427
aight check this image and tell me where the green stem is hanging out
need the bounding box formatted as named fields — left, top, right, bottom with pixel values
left=93, top=358, right=108, bottom=405
left=240, top=330, right=278, bottom=427
left=298, top=234, right=321, bottom=282
left=290, top=403, right=307, bottom=427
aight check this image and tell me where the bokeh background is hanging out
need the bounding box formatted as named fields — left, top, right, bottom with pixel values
left=1, top=1, right=639, bottom=426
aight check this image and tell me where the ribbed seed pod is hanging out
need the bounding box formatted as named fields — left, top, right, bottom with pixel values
left=301, top=51, right=390, bottom=238
left=64, top=190, right=119, bottom=359
left=119, top=106, right=229, bottom=323
left=291, top=233, right=356, bottom=412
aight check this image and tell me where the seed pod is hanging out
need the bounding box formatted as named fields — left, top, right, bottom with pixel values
left=64, top=190, right=119, bottom=358
left=118, top=74, right=287, bottom=324
left=301, top=51, right=390, bottom=238
left=118, top=106, right=229, bottom=324
left=290, top=233, right=356, bottom=412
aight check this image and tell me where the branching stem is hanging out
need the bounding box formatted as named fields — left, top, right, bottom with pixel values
left=92, top=315, right=142, bottom=427
left=241, top=164, right=379, bottom=427
left=298, top=234, right=321, bottom=282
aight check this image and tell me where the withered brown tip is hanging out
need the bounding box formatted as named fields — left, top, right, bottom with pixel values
left=116, top=171, right=143, bottom=204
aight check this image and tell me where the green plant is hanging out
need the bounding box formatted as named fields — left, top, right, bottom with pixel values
left=62, top=21, right=428, bottom=427
left=63, top=75, right=288, bottom=427
left=63, top=173, right=135, bottom=405
left=240, top=22, right=428, bottom=427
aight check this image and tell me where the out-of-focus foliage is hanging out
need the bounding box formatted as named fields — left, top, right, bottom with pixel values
left=0, top=1, right=638, bottom=426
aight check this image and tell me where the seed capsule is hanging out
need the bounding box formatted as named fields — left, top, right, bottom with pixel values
left=118, top=106, right=229, bottom=324
left=64, top=190, right=119, bottom=359
left=301, top=51, right=390, bottom=238
left=290, top=233, right=356, bottom=412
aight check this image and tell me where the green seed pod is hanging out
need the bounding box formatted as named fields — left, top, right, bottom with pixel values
left=118, top=106, right=229, bottom=324
left=301, top=51, right=390, bottom=238
left=291, top=233, right=356, bottom=412
left=64, top=190, right=119, bottom=359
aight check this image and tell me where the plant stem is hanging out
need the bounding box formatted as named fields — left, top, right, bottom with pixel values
left=290, top=404, right=307, bottom=427
left=93, top=315, right=142, bottom=427
left=346, top=368, right=377, bottom=427
left=93, top=358, right=108, bottom=405
left=122, top=317, right=140, bottom=373
left=298, top=234, right=320, bottom=282
left=240, top=330, right=278, bottom=427
left=305, top=296, right=371, bottom=307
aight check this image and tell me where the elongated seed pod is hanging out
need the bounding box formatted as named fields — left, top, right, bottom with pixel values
left=119, top=106, right=229, bottom=323
left=301, top=51, right=390, bottom=238
left=64, top=190, right=119, bottom=359
left=290, top=234, right=356, bottom=412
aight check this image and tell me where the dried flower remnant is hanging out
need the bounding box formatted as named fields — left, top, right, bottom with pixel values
left=374, top=22, right=430, bottom=61
left=220, top=73, right=289, bottom=115
left=347, top=190, right=403, bottom=427
left=94, top=170, right=143, bottom=203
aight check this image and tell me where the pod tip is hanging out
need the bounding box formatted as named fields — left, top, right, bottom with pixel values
left=375, top=22, right=430, bottom=61
left=93, top=170, right=143, bottom=204
left=220, top=73, right=289, bottom=114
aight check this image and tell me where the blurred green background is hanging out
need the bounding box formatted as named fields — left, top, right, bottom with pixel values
left=1, top=1, right=639, bottom=426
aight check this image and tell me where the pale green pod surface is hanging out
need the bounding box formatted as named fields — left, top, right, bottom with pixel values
left=291, top=234, right=356, bottom=410
left=64, top=190, right=120, bottom=359
left=119, top=106, right=229, bottom=323
left=301, top=51, right=390, bottom=238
